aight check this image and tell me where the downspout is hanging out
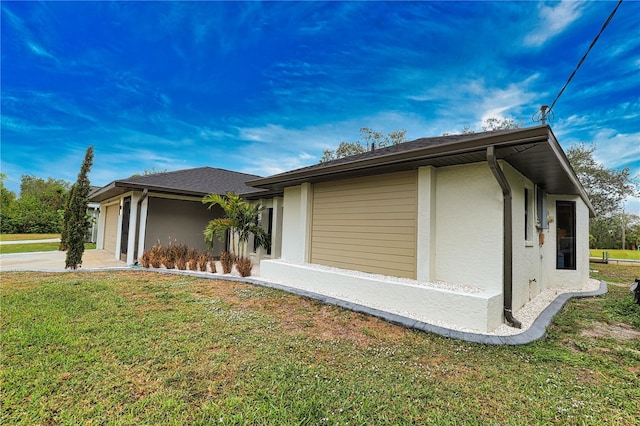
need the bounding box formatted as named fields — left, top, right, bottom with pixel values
left=487, top=146, right=522, bottom=329
left=133, top=189, right=149, bottom=264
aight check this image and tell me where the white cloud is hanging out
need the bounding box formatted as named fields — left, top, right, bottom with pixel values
left=590, top=129, right=640, bottom=172
left=27, top=41, right=57, bottom=61
left=524, top=1, right=585, bottom=47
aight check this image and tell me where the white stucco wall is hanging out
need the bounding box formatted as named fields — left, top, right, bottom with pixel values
left=416, top=166, right=437, bottom=282
left=434, top=162, right=503, bottom=292
left=261, top=259, right=503, bottom=332
left=502, top=163, right=543, bottom=311
left=543, top=195, right=590, bottom=289
left=281, top=186, right=307, bottom=262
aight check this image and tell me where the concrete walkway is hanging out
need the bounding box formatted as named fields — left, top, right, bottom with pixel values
left=0, top=249, right=126, bottom=271
left=0, top=238, right=61, bottom=245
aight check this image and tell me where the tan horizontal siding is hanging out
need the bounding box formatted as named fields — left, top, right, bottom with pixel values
left=311, top=170, right=417, bottom=279
left=313, top=234, right=415, bottom=247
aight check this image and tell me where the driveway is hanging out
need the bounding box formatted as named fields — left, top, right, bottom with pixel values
left=0, top=249, right=127, bottom=271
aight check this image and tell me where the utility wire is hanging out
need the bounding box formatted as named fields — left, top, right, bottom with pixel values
left=547, top=0, right=623, bottom=114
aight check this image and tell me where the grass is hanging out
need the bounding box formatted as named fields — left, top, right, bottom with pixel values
left=589, top=249, right=640, bottom=260
left=1, top=266, right=639, bottom=425
left=0, top=243, right=96, bottom=254
left=589, top=263, right=639, bottom=285
left=0, top=233, right=60, bottom=242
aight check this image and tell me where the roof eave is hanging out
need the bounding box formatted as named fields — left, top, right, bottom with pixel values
left=248, top=126, right=551, bottom=190
left=545, top=128, right=596, bottom=217
left=90, top=181, right=211, bottom=203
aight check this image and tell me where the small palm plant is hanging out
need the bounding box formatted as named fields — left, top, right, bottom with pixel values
left=202, top=192, right=270, bottom=258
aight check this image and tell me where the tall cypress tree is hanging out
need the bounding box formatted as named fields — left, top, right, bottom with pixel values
left=64, top=146, right=94, bottom=269
left=59, top=183, right=75, bottom=251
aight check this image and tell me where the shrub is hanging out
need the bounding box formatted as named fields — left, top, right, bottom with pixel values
left=188, top=257, right=199, bottom=271
left=162, top=256, right=175, bottom=269
left=187, top=248, right=199, bottom=271
left=236, top=257, right=252, bottom=277
left=174, top=242, right=189, bottom=260
left=176, top=256, right=187, bottom=270
left=220, top=251, right=233, bottom=274
left=149, top=244, right=164, bottom=268
left=140, top=251, right=151, bottom=268
left=197, top=253, right=209, bottom=272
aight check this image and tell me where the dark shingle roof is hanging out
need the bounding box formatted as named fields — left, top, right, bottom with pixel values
left=91, top=167, right=264, bottom=202
left=253, top=127, right=528, bottom=182
left=247, top=125, right=594, bottom=216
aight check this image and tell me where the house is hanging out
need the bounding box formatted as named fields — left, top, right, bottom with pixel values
left=246, top=125, right=594, bottom=333
left=90, top=167, right=265, bottom=264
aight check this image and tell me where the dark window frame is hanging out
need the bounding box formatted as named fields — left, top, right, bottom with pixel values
left=556, top=200, right=576, bottom=270
left=524, top=188, right=530, bottom=241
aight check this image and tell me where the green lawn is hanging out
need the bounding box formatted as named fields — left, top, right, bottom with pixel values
left=1, top=267, right=638, bottom=425
left=0, top=243, right=96, bottom=254
left=0, top=233, right=60, bottom=242
left=589, top=249, right=640, bottom=260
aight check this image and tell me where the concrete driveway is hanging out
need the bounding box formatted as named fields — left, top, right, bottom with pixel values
left=0, top=249, right=127, bottom=272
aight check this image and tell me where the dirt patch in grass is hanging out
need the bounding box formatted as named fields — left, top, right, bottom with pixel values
left=189, top=280, right=408, bottom=347
left=580, top=321, right=640, bottom=341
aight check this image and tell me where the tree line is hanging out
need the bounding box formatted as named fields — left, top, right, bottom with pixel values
left=1, top=174, right=70, bottom=234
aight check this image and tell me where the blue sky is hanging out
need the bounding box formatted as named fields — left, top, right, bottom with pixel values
left=1, top=1, right=638, bottom=212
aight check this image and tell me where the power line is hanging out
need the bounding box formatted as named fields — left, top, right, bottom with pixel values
left=542, top=0, right=624, bottom=121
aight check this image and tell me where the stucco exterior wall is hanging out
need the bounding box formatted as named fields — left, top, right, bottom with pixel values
left=281, top=186, right=304, bottom=262
left=543, top=195, right=590, bottom=289
left=502, top=162, right=543, bottom=311
left=261, top=259, right=503, bottom=332
left=434, top=162, right=503, bottom=292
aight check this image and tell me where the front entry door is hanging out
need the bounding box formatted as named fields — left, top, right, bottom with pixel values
left=120, top=196, right=131, bottom=262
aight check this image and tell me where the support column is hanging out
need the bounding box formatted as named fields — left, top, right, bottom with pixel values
left=270, top=196, right=284, bottom=259
left=136, top=195, right=149, bottom=261
left=417, top=166, right=437, bottom=282
left=125, top=193, right=140, bottom=265
left=300, top=183, right=313, bottom=263
left=96, top=205, right=106, bottom=250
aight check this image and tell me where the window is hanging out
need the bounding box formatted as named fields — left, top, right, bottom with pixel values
left=266, top=208, right=273, bottom=255
left=556, top=201, right=576, bottom=270
left=536, top=186, right=548, bottom=229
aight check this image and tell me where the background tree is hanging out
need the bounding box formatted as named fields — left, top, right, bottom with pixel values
left=130, top=167, right=168, bottom=178
left=1, top=175, right=70, bottom=234
left=202, top=192, right=270, bottom=257
left=444, top=117, right=522, bottom=136
left=481, top=117, right=521, bottom=131
left=565, top=143, right=639, bottom=249
left=625, top=214, right=640, bottom=250
left=64, top=146, right=94, bottom=269
left=0, top=174, right=17, bottom=233
left=320, top=128, right=407, bottom=163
